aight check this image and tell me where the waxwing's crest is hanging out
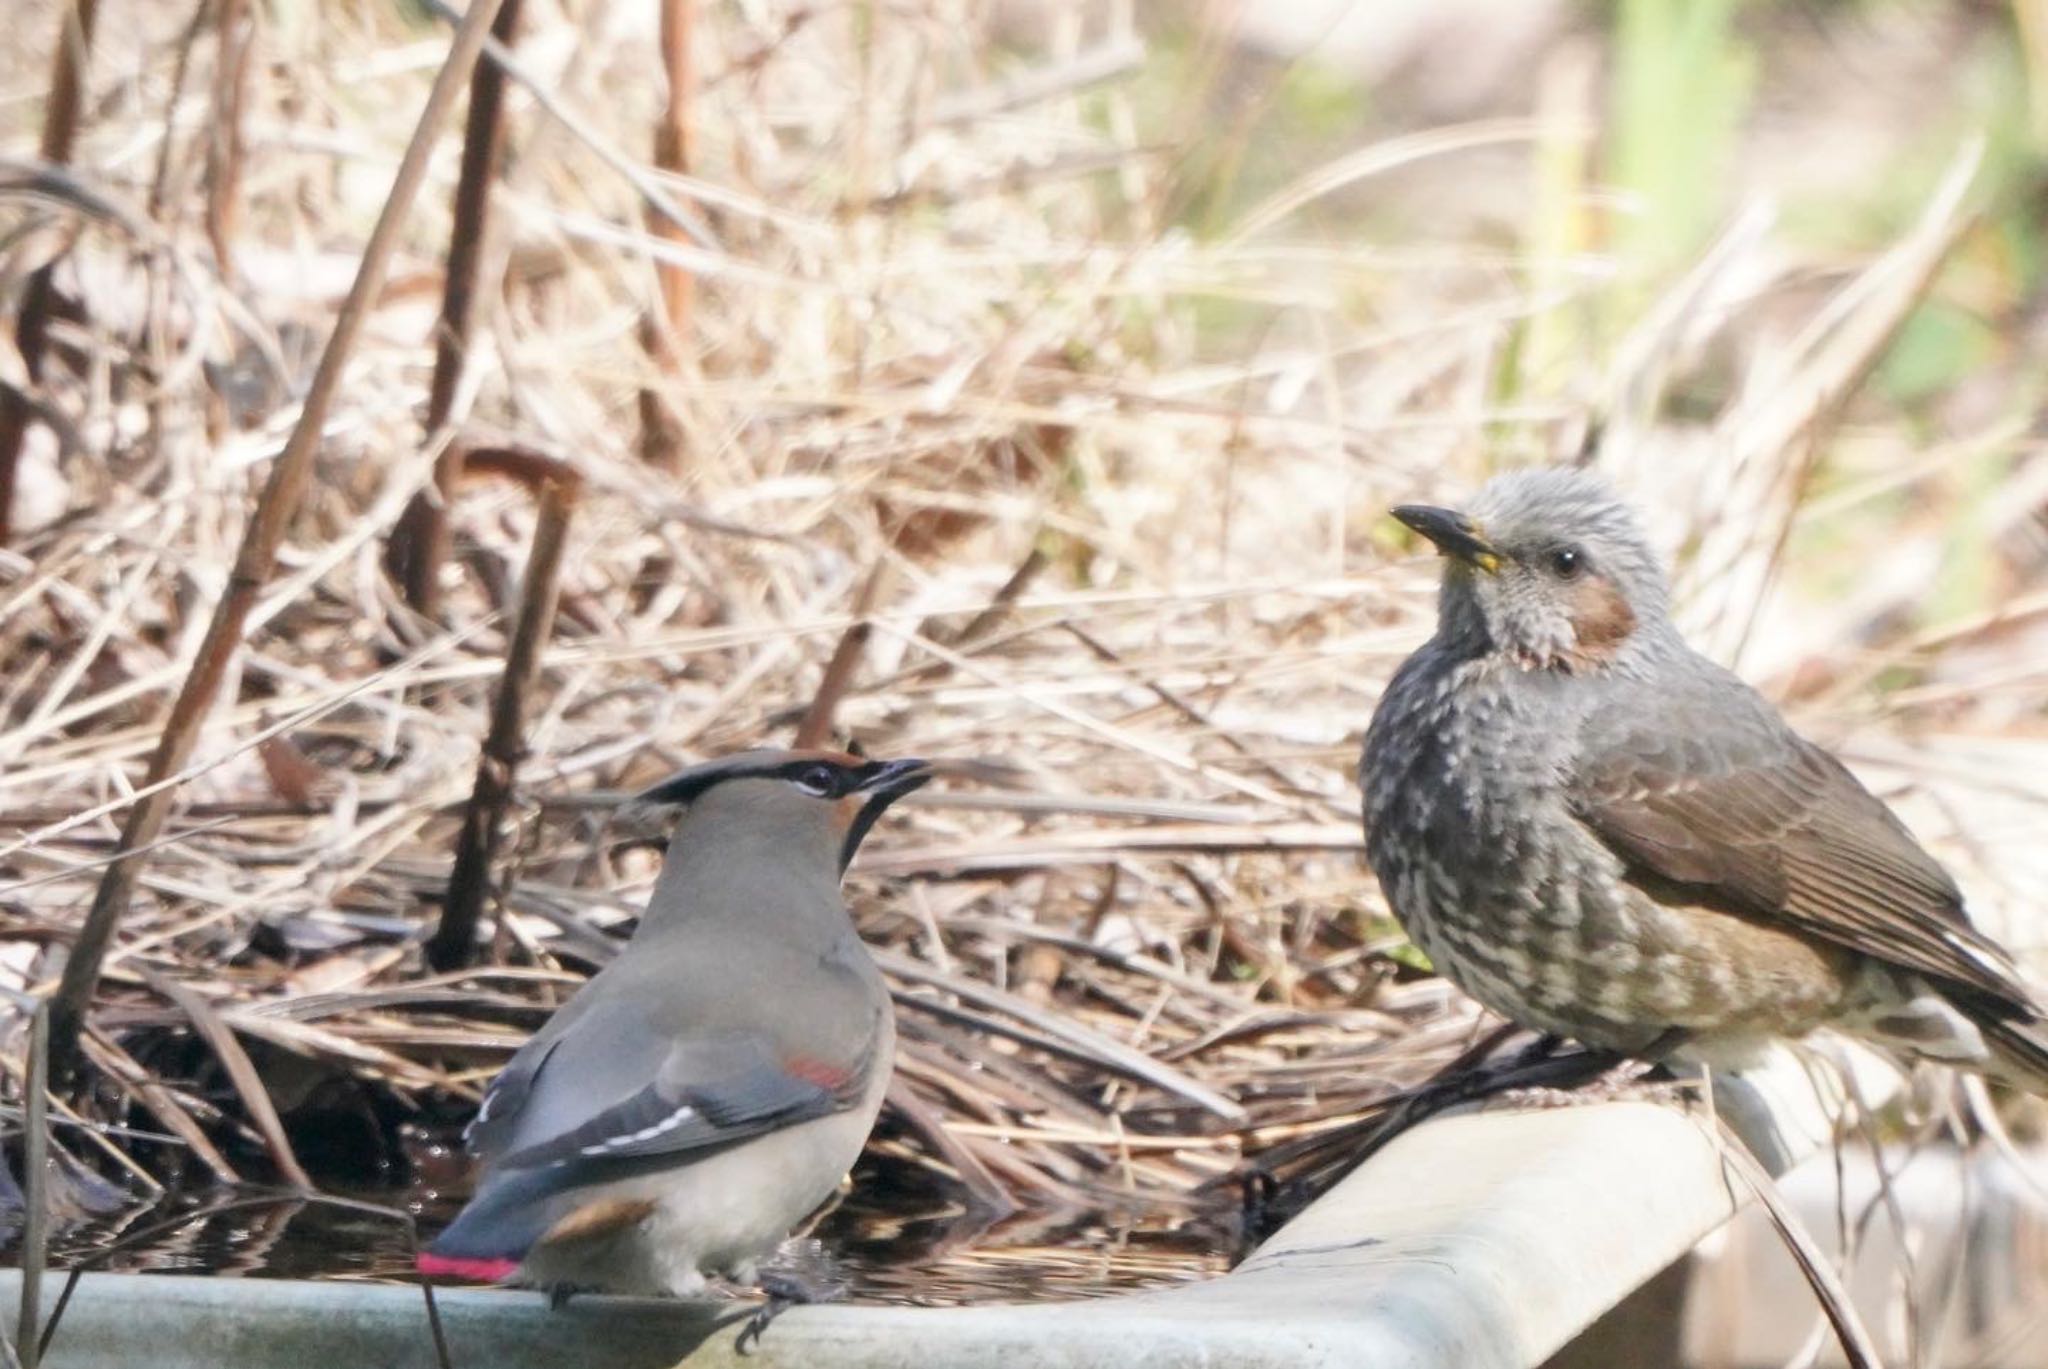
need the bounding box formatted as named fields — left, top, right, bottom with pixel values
left=635, top=748, right=871, bottom=807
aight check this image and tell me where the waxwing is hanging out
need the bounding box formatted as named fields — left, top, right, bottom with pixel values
left=419, top=749, right=930, bottom=1342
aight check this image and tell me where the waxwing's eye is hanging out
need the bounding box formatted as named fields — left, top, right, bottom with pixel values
left=795, top=764, right=839, bottom=797
left=1548, top=546, right=1584, bottom=580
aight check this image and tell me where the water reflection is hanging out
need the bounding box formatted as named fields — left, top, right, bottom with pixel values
left=3, top=1174, right=1238, bottom=1305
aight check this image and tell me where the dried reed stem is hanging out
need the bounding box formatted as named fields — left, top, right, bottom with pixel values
left=653, top=0, right=698, bottom=344
left=46, top=0, right=512, bottom=1081
left=427, top=461, right=583, bottom=971
left=150, top=973, right=313, bottom=1189
left=0, top=0, right=102, bottom=546
left=637, top=0, right=698, bottom=469
left=17, top=999, right=50, bottom=1369
left=392, top=0, right=528, bottom=618
left=427, top=0, right=524, bottom=436
left=202, top=0, right=254, bottom=278
left=794, top=559, right=892, bottom=749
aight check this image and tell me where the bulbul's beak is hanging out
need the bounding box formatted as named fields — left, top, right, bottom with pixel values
left=852, top=757, right=933, bottom=802
left=1392, top=505, right=1501, bottom=573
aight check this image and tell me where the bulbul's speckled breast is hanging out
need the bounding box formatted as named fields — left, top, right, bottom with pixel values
left=1364, top=652, right=1595, bottom=1019
left=1362, top=649, right=1853, bottom=1052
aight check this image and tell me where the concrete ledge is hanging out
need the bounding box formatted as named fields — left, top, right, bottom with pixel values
left=0, top=1049, right=1878, bottom=1369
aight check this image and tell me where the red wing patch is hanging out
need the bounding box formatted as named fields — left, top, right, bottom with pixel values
left=782, top=1055, right=852, bottom=1090
left=417, top=1252, right=520, bottom=1282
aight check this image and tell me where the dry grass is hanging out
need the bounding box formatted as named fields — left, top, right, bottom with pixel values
left=0, top=0, right=2044, bottom=1303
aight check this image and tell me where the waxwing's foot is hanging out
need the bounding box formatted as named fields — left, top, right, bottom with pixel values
left=547, top=1284, right=576, bottom=1312
left=733, top=1295, right=790, bottom=1356
left=735, top=1242, right=847, bottom=1356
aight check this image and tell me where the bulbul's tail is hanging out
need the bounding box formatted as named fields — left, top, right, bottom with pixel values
left=1978, top=1013, right=2048, bottom=1096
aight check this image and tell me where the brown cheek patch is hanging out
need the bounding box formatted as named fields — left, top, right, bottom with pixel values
left=537, top=1197, right=657, bottom=1247
left=1567, top=575, right=1637, bottom=662
left=832, top=793, right=863, bottom=832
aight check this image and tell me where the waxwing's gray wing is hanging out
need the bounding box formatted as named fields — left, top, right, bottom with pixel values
left=465, top=1033, right=562, bottom=1161
left=495, top=1024, right=882, bottom=1170
left=465, top=972, right=615, bottom=1161
left=467, top=934, right=888, bottom=1172
left=471, top=986, right=887, bottom=1174
left=1570, top=671, right=2039, bottom=1016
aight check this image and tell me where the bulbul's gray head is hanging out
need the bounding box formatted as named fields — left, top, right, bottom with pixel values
left=1393, top=468, right=1670, bottom=673
left=637, top=748, right=932, bottom=874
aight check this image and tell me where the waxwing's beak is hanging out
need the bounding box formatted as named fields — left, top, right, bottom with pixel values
left=852, top=757, right=932, bottom=802
left=837, top=757, right=931, bottom=872
left=1392, top=505, right=1501, bottom=574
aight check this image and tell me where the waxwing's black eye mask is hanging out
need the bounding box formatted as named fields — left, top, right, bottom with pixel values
left=633, top=754, right=932, bottom=871
left=792, top=763, right=844, bottom=797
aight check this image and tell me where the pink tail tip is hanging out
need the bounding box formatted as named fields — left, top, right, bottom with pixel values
left=416, top=1252, right=520, bottom=1282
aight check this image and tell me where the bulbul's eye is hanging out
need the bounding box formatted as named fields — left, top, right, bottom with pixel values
left=795, top=764, right=839, bottom=797
left=1549, top=546, right=1584, bottom=579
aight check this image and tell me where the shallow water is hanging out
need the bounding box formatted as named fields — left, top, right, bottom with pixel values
left=7, top=1172, right=1241, bottom=1307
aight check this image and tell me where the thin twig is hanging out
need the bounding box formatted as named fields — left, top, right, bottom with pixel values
left=1704, top=1110, right=1888, bottom=1369
left=427, top=0, right=524, bottom=437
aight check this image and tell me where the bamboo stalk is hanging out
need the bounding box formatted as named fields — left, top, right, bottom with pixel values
left=426, top=464, right=583, bottom=972
left=45, top=0, right=512, bottom=1082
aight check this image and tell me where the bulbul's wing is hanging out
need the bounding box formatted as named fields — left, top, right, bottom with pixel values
left=1570, top=670, right=2038, bottom=1016
left=468, top=952, right=887, bottom=1173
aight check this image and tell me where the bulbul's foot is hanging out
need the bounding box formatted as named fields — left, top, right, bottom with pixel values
left=1489, top=1055, right=1681, bottom=1109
